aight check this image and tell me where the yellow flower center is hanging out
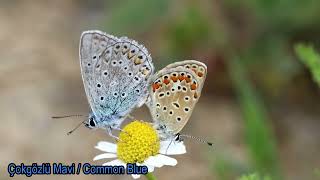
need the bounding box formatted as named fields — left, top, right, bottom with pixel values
left=117, top=121, right=160, bottom=163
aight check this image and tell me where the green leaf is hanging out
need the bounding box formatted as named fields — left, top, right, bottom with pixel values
left=294, top=43, right=320, bottom=87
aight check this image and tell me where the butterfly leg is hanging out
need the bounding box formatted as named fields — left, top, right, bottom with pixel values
left=165, top=137, right=175, bottom=154
left=165, top=134, right=183, bottom=154
left=112, top=126, right=131, bottom=137
left=107, top=127, right=120, bottom=141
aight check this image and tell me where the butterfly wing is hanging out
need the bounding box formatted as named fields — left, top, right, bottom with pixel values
left=164, top=60, right=207, bottom=90
left=80, top=30, right=154, bottom=128
left=148, top=60, right=207, bottom=136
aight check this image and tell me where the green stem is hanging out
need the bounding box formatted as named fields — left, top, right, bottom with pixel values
left=145, top=172, right=157, bottom=180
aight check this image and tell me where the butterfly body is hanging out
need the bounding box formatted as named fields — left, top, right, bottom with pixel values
left=147, top=60, right=207, bottom=140
left=79, top=30, right=154, bottom=132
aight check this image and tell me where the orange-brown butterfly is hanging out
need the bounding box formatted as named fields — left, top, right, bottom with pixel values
left=147, top=60, right=212, bottom=146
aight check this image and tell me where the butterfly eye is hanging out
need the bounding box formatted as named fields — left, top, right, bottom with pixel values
left=89, top=118, right=96, bottom=127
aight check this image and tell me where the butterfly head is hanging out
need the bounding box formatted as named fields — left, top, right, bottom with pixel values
left=85, top=113, right=97, bottom=129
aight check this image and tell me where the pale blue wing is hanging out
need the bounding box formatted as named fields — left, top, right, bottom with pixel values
left=79, top=30, right=154, bottom=127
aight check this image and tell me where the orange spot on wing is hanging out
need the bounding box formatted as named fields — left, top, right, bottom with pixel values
left=191, top=83, right=197, bottom=90
left=185, top=77, right=191, bottom=83
left=198, top=72, right=204, bottom=77
left=163, top=79, right=170, bottom=85
left=178, top=75, right=185, bottom=81
left=171, top=76, right=178, bottom=82
left=152, top=83, right=160, bottom=92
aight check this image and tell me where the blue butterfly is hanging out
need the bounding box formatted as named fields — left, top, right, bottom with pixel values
left=79, top=30, right=154, bottom=137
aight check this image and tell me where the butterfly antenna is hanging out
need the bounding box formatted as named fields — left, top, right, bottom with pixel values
left=52, top=115, right=84, bottom=119
left=67, top=119, right=87, bottom=135
left=51, top=114, right=87, bottom=135
left=178, top=134, right=213, bottom=147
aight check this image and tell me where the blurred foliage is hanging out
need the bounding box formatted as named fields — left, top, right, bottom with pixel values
left=104, top=0, right=170, bottom=35
left=295, top=44, right=320, bottom=86
left=211, top=151, right=249, bottom=180
left=166, top=6, right=212, bottom=57
left=238, top=173, right=271, bottom=180
left=315, top=168, right=320, bottom=179
left=228, top=57, right=281, bottom=180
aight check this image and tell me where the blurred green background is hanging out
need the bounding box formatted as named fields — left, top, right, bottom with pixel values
left=1, top=0, right=320, bottom=179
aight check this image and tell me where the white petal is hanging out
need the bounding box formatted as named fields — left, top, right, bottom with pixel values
left=142, top=163, right=154, bottom=173
left=144, top=154, right=177, bottom=167
left=144, top=156, right=164, bottom=167
left=102, top=159, right=125, bottom=166
left=132, top=174, right=141, bottom=179
left=95, top=141, right=117, bottom=153
left=155, top=154, right=177, bottom=166
left=93, top=153, right=117, bottom=161
left=159, top=140, right=186, bottom=155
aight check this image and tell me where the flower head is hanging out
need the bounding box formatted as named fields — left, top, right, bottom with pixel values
left=93, top=120, right=186, bottom=179
left=117, top=121, right=159, bottom=163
